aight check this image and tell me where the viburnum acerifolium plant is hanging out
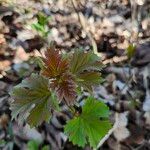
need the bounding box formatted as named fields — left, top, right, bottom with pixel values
left=10, top=47, right=112, bottom=149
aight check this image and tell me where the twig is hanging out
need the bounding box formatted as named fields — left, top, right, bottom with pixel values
left=94, top=113, right=119, bottom=150
left=71, top=0, right=99, bottom=56
left=103, top=56, right=128, bottom=65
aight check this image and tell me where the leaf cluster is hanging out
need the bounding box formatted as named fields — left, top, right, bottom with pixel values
left=42, top=48, right=104, bottom=104
left=11, top=48, right=103, bottom=125
left=10, top=47, right=111, bottom=148
left=31, top=12, right=51, bottom=38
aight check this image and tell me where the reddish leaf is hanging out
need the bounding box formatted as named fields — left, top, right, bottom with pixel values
left=42, top=48, right=69, bottom=78
left=51, top=73, right=76, bottom=105
left=41, top=48, right=77, bottom=105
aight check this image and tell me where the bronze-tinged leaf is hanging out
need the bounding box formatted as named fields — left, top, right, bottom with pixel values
left=42, top=48, right=69, bottom=78
left=10, top=74, right=60, bottom=127
left=51, top=73, right=77, bottom=105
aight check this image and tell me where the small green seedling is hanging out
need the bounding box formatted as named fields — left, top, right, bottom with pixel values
left=31, top=12, right=51, bottom=38
left=27, top=140, right=49, bottom=150
left=126, top=44, right=136, bottom=60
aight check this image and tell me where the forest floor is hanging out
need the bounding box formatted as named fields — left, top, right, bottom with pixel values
left=0, top=0, right=150, bottom=149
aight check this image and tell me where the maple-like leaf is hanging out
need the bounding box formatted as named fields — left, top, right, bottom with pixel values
left=69, top=50, right=104, bottom=92
left=77, top=72, right=103, bottom=91
left=10, top=74, right=59, bottom=127
left=64, top=97, right=111, bottom=148
left=69, top=50, right=103, bottom=74
left=42, top=48, right=77, bottom=105
left=42, top=48, right=69, bottom=78
left=51, top=73, right=77, bottom=105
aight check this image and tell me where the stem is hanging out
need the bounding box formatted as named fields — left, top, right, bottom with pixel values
left=63, top=98, right=75, bottom=115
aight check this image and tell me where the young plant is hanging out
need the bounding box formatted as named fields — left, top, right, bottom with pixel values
left=126, top=44, right=136, bottom=60
left=27, top=140, right=49, bottom=150
left=10, top=48, right=111, bottom=149
left=31, top=12, right=51, bottom=39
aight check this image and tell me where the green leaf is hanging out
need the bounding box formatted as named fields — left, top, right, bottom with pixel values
left=31, top=12, right=51, bottom=38
left=77, top=72, right=103, bottom=91
left=31, top=23, right=45, bottom=32
left=82, top=97, right=110, bottom=118
left=64, top=97, right=111, bottom=148
left=69, top=50, right=104, bottom=92
left=37, top=12, right=50, bottom=26
left=27, top=140, right=39, bottom=150
left=32, top=56, right=45, bottom=69
left=10, top=74, right=59, bottom=127
left=0, top=140, right=6, bottom=147
left=126, top=44, right=136, bottom=59
left=69, top=50, right=103, bottom=74
left=65, top=117, right=87, bottom=147
left=42, top=145, right=50, bottom=150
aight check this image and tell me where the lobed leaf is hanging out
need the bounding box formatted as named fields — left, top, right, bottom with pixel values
left=51, top=73, right=77, bottom=105
left=42, top=48, right=69, bottom=78
left=77, top=72, right=103, bottom=91
left=64, top=117, right=87, bottom=147
left=42, top=48, right=77, bottom=104
left=10, top=73, right=59, bottom=127
left=64, top=97, right=111, bottom=148
left=42, top=48, right=104, bottom=104
left=69, top=50, right=103, bottom=74
left=82, top=97, right=110, bottom=118
left=69, top=50, right=104, bottom=92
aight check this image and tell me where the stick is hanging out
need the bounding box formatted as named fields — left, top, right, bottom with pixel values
left=94, top=113, right=119, bottom=150
left=71, top=0, right=99, bottom=56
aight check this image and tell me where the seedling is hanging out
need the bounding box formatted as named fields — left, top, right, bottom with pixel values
left=10, top=48, right=111, bottom=149
left=126, top=44, right=136, bottom=60
left=31, top=12, right=51, bottom=39
left=27, top=140, right=49, bottom=150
